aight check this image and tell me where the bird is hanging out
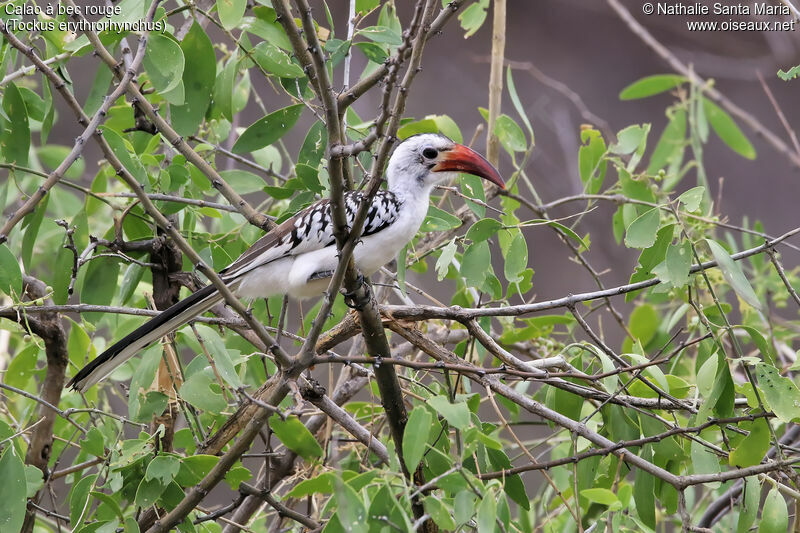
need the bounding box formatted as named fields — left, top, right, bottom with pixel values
left=67, top=133, right=504, bottom=391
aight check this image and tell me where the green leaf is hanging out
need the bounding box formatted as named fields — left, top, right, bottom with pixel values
left=628, top=304, right=658, bottom=345
left=252, top=41, right=305, bottom=78
left=421, top=205, right=463, bottom=232
left=634, top=445, right=656, bottom=528
left=430, top=114, right=463, bottom=143
left=0, top=243, right=22, bottom=297
left=619, top=74, right=686, bottom=100
left=759, top=487, right=788, bottom=533
left=175, top=455, right=219, bottom=486
left=696, top=351, right=719, bottom=398
left=356, top=0, right=379, bottom=14
left=270, top=414, right=323, bottom=461
left=466, top=218, right=503, bottom=243
left=101, top=126, right=148, bottom=183
left=0, top=447, right=27, bottom=533
left=135, top=476, right=167, bottom=508
left=476, top=489, right=497, bottom=533
left=217, top=0, right=247, bottom=30
left=213, top=465, right=246, bottom=493
left=424, top=496, right=457, bottom=530
left=70, top=474, right=98, bottom=526
left=507, top=66, right=534, bottom=138
left=298, top=121, right=327, bottom=167
left=777, top=65, right=800, bottom=81
left=145, top=455, right=181, bottom=485
left=737, top=477, right=759, bottom=533
left=435, top=239, right=457, bottom=281
left=179, top=371, right=227, bottom=413
left=214, top=52, right=237, bottom=121
left=691, top=439, right=720, bottom=479
left=248, top=8, right=292, bottom=50
left=144, top=34, right=185, bottom=97
left=119, top=263, right=145, bottom=305
left=455, top=490, right=477, bottom=525
left=403, top=406, right=432, bottom=472
left=79, top=427, right=106, bottom=457
left=729, top=417, right=770, bottom=467
left=494, top=114, right=526, bottom=154
left=503, top=233, right=528, bottom=283
left=706, top=239, right=761, bottom=309
left=397, top=118, right=438, bottom=140
left=755, top=363, right=800, bottom=422
left=461, top=241, right=490, bottom=288
left=135, top=391, right=169, bottom=423
left=21, top=194, right=48, bottom=270
left=459, top=0, right=489, bottom=38
left=428, top=396, right=470, bottom=430
left=1, top=82, right=30, bottom=166
left=581, top=488, right=620, bottom=508
left=703, top=97, right=756, bottom=159
left=611, top=124, right=649, bottom=156
left=738, top=326, right=776, bottom=366
left=356, top=26, right=402, bottom=45
left=218, top=169, right=265, bottom=195
left=81, top=257, right=121, bottom=323
left=335, top=480, right=367, bottom=533
left=232, top=104, right=304, bottom=153
left=287, top=472, right=336, bottom=498
left=90, top=491, right=124, bottom=521
left=578, top=127, right=607, bottom=194
left=677, top=186, right=705, bottom=212
left=653, top=240, right=692, bottom=288
left=39, top=145, right=86, bottom=179
left=192, top=324, right=243, bottom=388
left=171, top=23, right=216, bottom=136
left=648, top=107, right=687, bottom=175
left=625, top=208, right=660, bottom=249
left=24, top=465, right=43, bottom=498
left=354, top=41, right=388, bottom=64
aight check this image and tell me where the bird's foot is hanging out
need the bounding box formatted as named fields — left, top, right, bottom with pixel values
left=341, top=274, right=371, bottom=309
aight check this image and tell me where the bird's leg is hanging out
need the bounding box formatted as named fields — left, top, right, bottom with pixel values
left=307, top=269, right=334, bottom=281
left=341, top=273, right=371, bottom=310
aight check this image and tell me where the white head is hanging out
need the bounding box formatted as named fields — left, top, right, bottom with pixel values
left=385, top=133, right=504, bottom=197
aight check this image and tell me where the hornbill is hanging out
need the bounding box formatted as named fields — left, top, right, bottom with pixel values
left=68, top=133, right=504, bottom=391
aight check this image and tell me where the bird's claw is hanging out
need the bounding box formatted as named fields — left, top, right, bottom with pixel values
left=341, top=274, right=371, bottom=309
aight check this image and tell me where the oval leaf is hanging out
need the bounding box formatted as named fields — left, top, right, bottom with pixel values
left=144, top=33, right=185, bottom=95
left=619, top=74, right=687, bottom=100
left=0, top=244, right=22, bottom=297
left=759, top=487, right=788, bottom=533
left=706, top=239, right=761, bottom=310
left=403, top=406, right=432, bottom=473
left=269, top=414, right=323, bottom=461
left=171, top=23, right=216, bottom=136
left=624, top=208, right=660, bottom=249
left=703, top=97, right=756, bottom=160
left=232, top=104, right=304, bottom=153
left=0, top=447, right=27, bottom=533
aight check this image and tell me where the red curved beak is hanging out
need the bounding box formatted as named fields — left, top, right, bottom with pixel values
left=432, top=144, right=505, bottom=189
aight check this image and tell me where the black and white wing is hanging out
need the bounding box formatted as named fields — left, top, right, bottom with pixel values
left=68, top=190, right=402, bottom=391
left=221, top=190, right=402, bottom=279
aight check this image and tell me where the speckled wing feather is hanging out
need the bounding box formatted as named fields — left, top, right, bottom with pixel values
left=221, top=190, right=403, bottom=280
left=68, top=190, right=403, bottom=391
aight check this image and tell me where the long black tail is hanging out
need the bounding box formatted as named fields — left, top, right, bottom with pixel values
left=67, top=284, right=222, bottom=391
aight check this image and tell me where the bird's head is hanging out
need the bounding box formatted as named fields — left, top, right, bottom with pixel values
left=386, top=133, right=504, bottom=196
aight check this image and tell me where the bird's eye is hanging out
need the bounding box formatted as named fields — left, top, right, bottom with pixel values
left=422, top=147, right=438, bottom=159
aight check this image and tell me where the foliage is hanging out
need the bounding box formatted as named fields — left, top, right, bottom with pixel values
left=0, top=1, right=799, bottom=532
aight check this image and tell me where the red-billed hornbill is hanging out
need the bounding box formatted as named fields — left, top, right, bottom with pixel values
left=68, top=133, right=504, bottom=391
